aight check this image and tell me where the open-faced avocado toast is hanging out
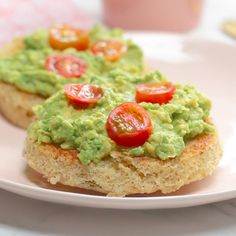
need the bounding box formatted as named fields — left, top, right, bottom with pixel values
left=24, top=71, right=222, bottom=196
left=0, top=24, right=144, bottom=128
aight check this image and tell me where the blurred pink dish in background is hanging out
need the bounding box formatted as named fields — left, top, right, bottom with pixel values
left=103, top=0, right=204, bottom=32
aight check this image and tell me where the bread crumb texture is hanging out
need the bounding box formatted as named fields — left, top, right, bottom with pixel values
left=0, top=81, right=44, bottom=128
left=24, top=132, right=222, bottom=197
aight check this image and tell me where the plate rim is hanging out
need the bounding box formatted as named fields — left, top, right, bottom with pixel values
left=1, top=178, right=236, bottom=209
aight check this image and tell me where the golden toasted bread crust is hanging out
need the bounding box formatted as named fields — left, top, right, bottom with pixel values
left=0, top=81, right=44, bottom=128
left=24, top=130, right=222, bottom=196
left=0, top=39, right=45, bottom=128
left=0, top=38, right=24, bottom=58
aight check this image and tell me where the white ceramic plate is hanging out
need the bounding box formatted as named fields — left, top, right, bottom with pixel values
left=0, top=33, right=236, bottom=209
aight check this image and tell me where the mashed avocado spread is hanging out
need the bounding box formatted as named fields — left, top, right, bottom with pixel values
left=0, top=25, right=143, bottom=97
left=29, top=71, right=215, bottom=164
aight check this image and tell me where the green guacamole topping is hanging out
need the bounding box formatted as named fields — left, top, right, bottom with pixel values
left=29, top=71, right=215, bottom=164
left=0, top=25, right=143, bottom=97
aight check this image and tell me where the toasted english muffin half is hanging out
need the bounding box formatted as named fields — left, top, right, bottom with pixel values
left=0, top=37, right=149, bottom=129
left=0, top=39, right=45, bottom=128
left=0, top=81, right=44, bottom=128
left=24, top=129, right=222, bottom=197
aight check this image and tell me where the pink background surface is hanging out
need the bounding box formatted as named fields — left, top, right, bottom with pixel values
left=0, top=0, right=94, bottom=45
left=103, top=0, right=204, bottom=31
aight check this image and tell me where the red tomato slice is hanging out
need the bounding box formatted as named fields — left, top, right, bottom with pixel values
left=106, top=102, right=152, bottom=147
left=64, top=84, right=103, bottom=108
left=136, top=82, right=175, bottom=104
left=45, top=54, right=87, bottom=78
left=91, top=40, right=126, bottom=62
left=49, top=24, right=89, bottom=50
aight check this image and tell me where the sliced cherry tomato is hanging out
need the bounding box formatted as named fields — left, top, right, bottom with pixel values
left=64, top=84, right=103, bottom=108
left=45, top=54, right=87, bottom=78
left=91, top=40, right=126, bottom=62
left=106, top=102, right=152, bottom=147
left=136, top=82, right=175, bottom=104
left=49, top=24, right=89, bottom=50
